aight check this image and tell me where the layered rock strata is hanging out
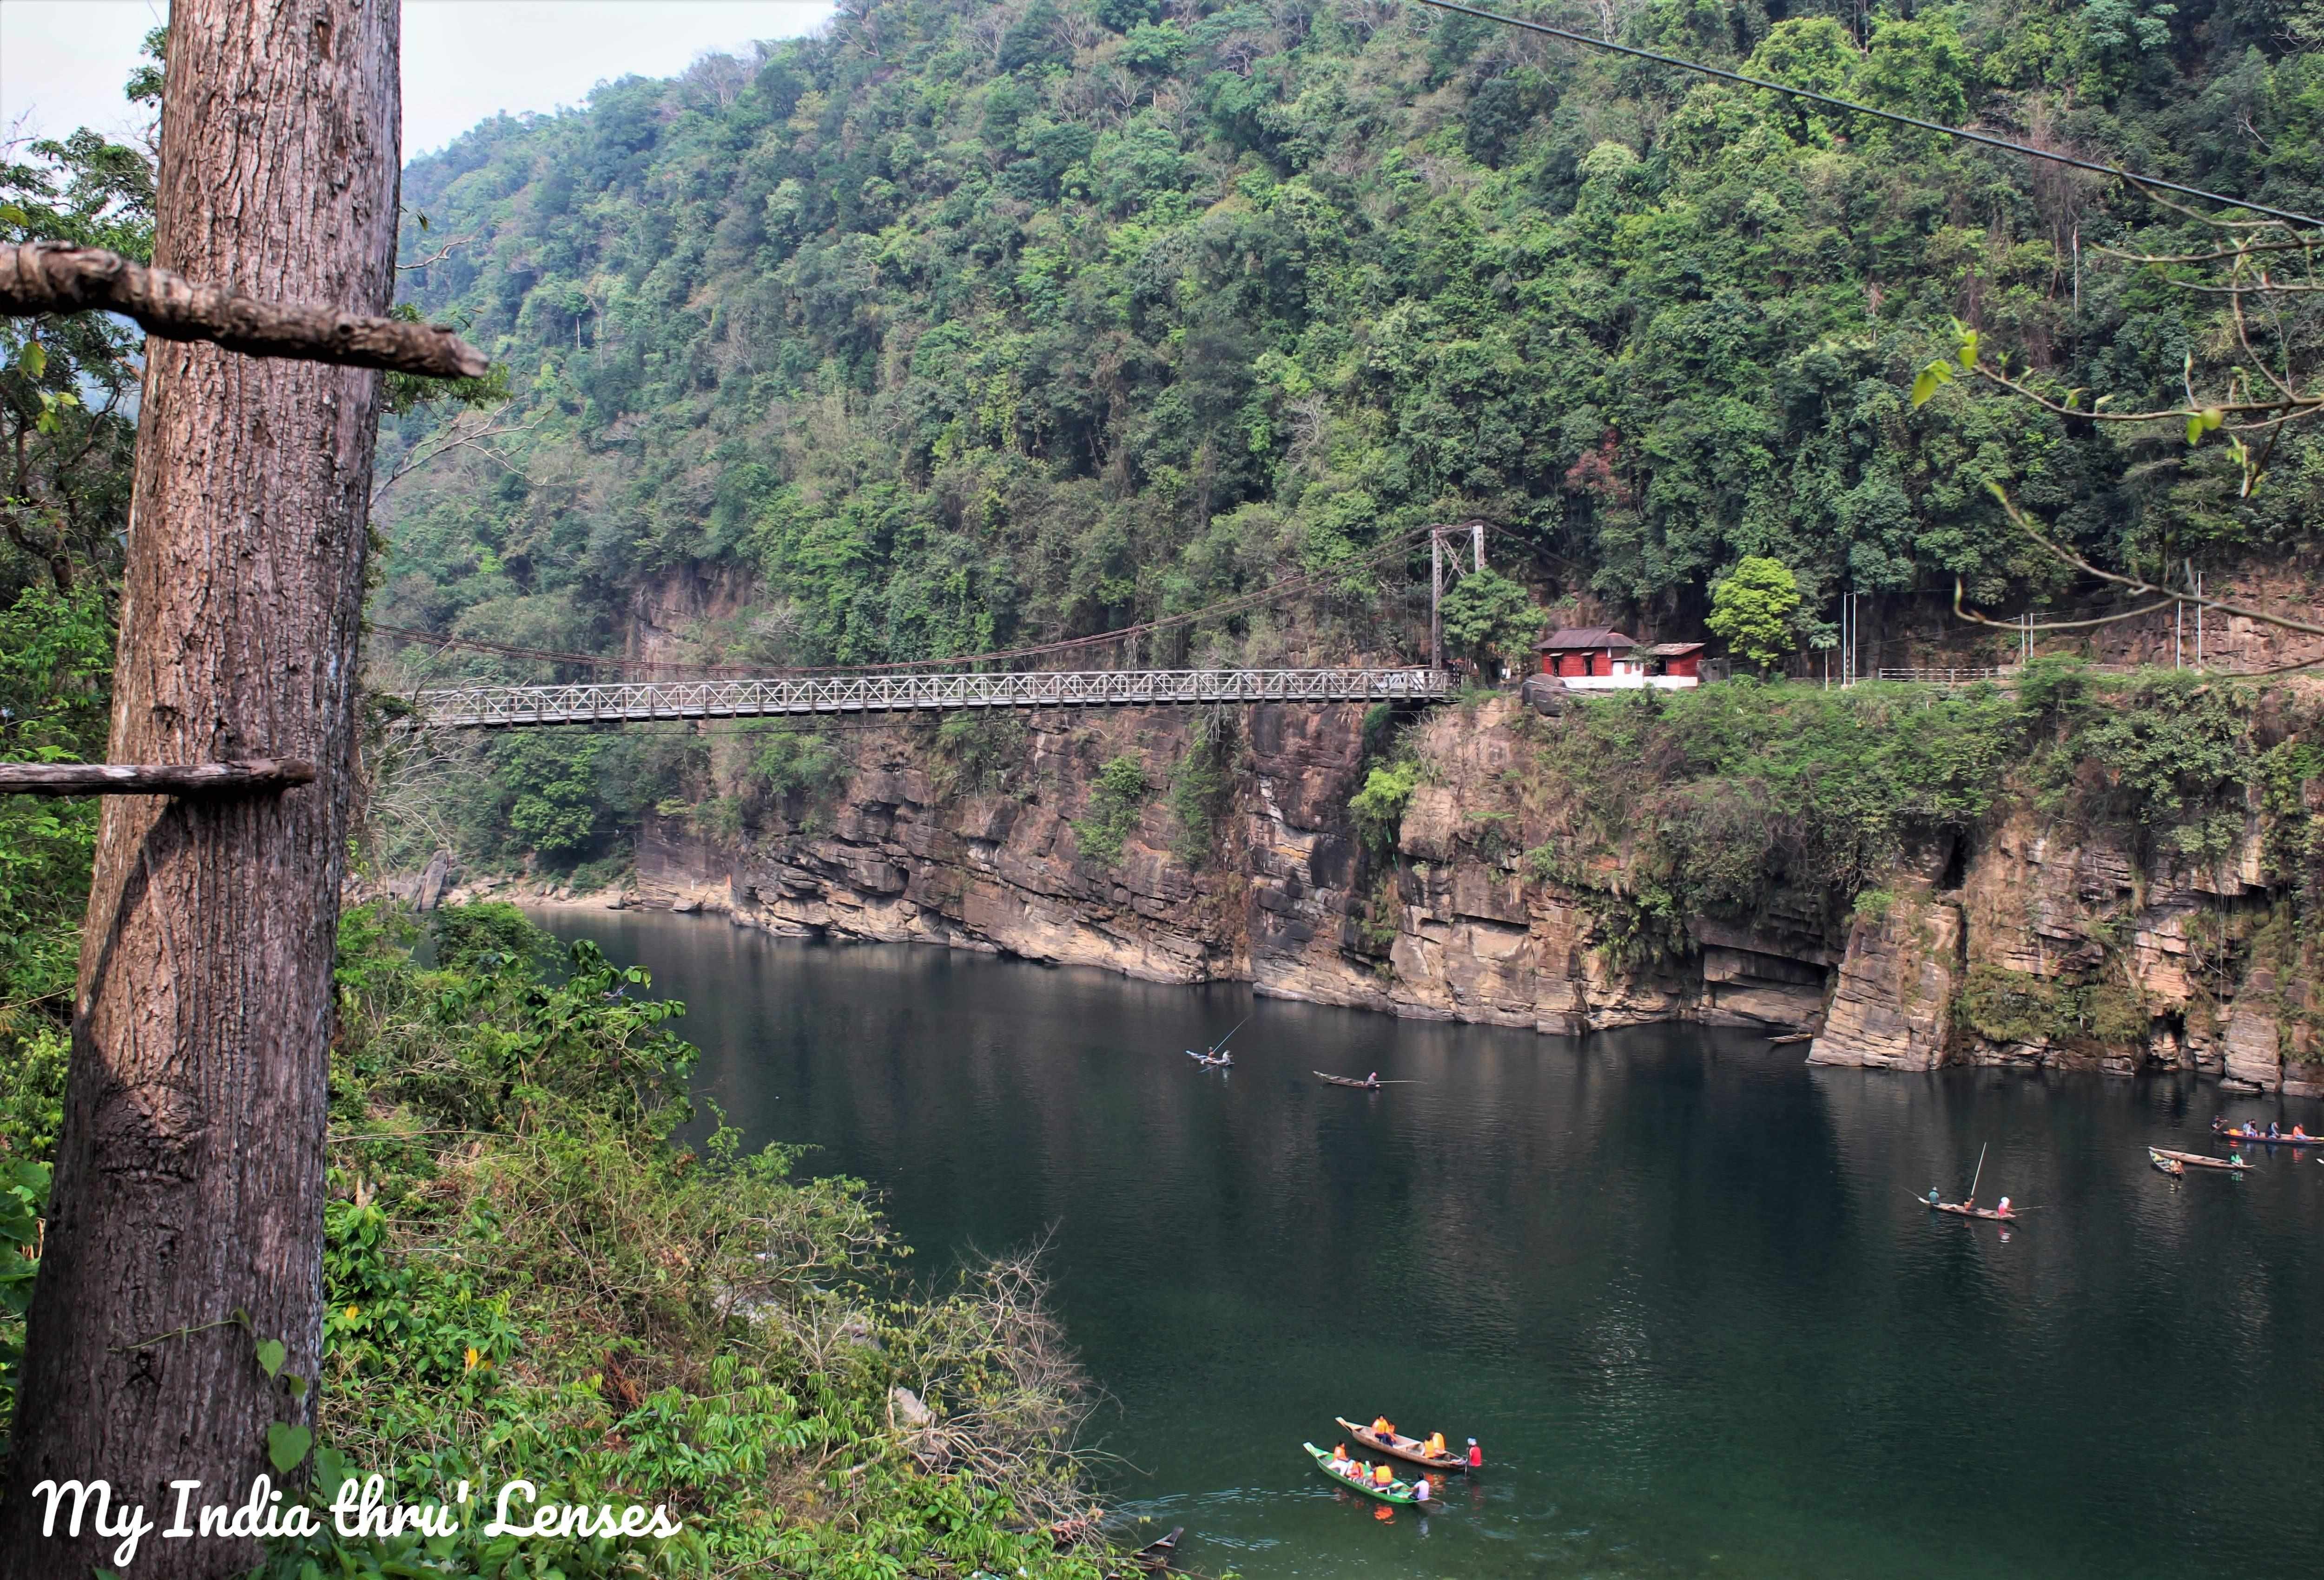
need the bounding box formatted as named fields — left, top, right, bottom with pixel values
left=581, top=692, right=2309, bottom=1086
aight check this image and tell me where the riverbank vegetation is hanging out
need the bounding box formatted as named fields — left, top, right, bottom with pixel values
left=0, top=901, right=1119, bottom=1577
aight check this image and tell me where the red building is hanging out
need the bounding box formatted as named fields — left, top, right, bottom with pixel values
left=1535, top=630, right=1708, bottom=689
left=1639, top=641, right=1706, bottom=678
left=1536, top=627, right=1638, bottom=678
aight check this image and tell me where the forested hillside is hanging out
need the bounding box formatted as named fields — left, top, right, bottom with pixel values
left=378, top=0, right=2323, bottom=685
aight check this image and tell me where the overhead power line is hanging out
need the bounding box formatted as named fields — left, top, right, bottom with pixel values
left=1411, top=0, right=2324, bottom=230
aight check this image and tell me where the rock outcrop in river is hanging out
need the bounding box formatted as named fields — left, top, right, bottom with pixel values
left=606, top=691, right=2318, bottom=1095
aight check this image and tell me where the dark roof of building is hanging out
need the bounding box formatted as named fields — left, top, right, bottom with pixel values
left=1536, top=626, right=1638, bottom=651
left=1638, top=641, right=1707, bottom=658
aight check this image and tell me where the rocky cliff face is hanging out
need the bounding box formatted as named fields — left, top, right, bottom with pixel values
left=603, top=688, right=2316, bottom=1093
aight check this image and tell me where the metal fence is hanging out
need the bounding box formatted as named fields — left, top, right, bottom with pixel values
left=412, top=666, right=1452, bottom=729
left=1874, top=666, right=2014, bottom=686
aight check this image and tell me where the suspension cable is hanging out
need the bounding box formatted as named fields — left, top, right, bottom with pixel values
left=375, top=526, right=1439, bottom=677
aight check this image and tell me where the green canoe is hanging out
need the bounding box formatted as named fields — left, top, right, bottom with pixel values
left=1304, top=1441, right=1433, bottom=1505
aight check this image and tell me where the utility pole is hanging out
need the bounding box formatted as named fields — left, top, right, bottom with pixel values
left=1430, top=528, right=1443, bottom=673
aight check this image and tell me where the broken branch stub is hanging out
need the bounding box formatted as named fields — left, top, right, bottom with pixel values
left=0, top=241, right=486, bottom=378
left=0, top=758, right=317, bottom=797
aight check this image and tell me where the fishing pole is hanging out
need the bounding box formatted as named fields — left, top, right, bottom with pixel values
left=1966, top=1143, right=1988, bottom=1204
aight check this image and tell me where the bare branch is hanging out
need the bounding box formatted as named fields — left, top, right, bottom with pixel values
left=1982, top=487, right=2324, bottom=639
left=1971, top=360, right=2321, bottom=431
left=396, top=237, right=469, bottom=272
left=1950, top=582, right=2182, bottom=632
left=0, top=240, right=487, bottom=377
left=0, top=757, right=317, bottom=796
left=370, top=407, right=539, bottom=508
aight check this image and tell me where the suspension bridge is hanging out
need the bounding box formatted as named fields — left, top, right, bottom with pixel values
left=396, top=523, right=1491, bottom=731
left=411, top=665, right=1450, bottom=729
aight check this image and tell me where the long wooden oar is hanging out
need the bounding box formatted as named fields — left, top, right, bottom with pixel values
left=1965, top=1142, right=1987, bottom=1204
left=1209, top=1014, right=1251, bottom=1056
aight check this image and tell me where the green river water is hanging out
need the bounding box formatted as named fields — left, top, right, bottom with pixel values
left=542, top=910, right=2324, bottom=1580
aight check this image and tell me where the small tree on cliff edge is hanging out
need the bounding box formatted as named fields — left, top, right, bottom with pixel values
left=1439, top=567, right=1541, bottom=675
left=1707, top=556, right=1803, bottom=674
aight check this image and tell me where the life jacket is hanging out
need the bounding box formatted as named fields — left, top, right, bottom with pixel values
left=1374, top=1464, right=1392, bottom=1484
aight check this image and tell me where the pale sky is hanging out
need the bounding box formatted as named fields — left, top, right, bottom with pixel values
left=0, top=0, right=834, bottom=160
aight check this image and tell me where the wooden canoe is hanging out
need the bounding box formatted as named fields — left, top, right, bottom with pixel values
left=2150, top=1149, right=2185, bottom=1177
left=1185, top=1050, right=1234, bottom=1068
left=2212, top=1125, right=2322, bottom=1146
left=1314, top=1072, right=1382, bottom=1089
left=1129, top=1526, right=1182, bottom=1570
left=2152, top=1147, right=2250, bottom=1172
left=1304, top=1442, right=1433, bottom=1504
left=1335, top=1417, right=1466, bottom=1472
left=1928, top=1200, right=2020, bottom=1221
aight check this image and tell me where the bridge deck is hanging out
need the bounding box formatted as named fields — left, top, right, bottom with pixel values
left=414, top=667, right=1450, bottom=729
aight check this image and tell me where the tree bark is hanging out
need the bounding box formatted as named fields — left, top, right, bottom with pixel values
left=0, top=1, right=399, bottom=1574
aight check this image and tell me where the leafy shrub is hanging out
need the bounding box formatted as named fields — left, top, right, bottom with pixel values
left=931, top=711, right=1029, bottom=798
left=1167, top=714, right=1235, bottom=866
left=1349, top=757, right=1421, bottom=856
left=1954, top=962, right=2151, bottom=1050
left=230, top=905, right=1118, bottom=1579
left=1074, top=753, right=1150, bottom=869
left=752, top=725, right=847, bottom=804
left=1525, top=680, right=2023, bottom=957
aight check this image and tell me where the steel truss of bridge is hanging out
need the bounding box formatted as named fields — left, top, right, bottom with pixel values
left=412, top=666, right=1451, bottom=729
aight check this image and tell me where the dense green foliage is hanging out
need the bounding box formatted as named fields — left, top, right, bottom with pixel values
left=0, top=905, right=1119, bottom=1577
left=378, top=0, right=2322, bottom=686
left=359, top=0, right=2324, bottom=867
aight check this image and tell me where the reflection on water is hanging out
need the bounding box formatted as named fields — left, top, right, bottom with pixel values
left=541, top=911, right=2324, bottom=1579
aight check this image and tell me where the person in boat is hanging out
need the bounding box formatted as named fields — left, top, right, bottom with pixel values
left=1366, top=1071, right=1380, bottom=1088
left=1413, top=1475, right=1432, bottom=1503
left=1424, top=1431, right=1447, bottom=1457
left=1928, top=1185, right=1941, bottom=1207
left=1467, top=1438, right=1483, bottom=1468
left=2269, top=1121, right=2282, bottom=1139
left=2295, top=1126, right=2310, bottom=1140
left=2244, top=1121, right=2261, bottom=1138
left=1995, top=1195, right=2012, bottom=1219
left=1373, top=1462, right=1393, bottom=1488
left=1371, top=1416, right=1394, bottom=1437
left=1330, top=1446, right=1354, bottom=1476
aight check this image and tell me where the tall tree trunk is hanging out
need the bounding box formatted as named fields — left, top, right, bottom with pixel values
left=0, top=2, right=398, bottom=1573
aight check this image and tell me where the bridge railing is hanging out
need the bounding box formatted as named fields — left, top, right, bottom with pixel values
left=412, top=667, right=1451, bottom=729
